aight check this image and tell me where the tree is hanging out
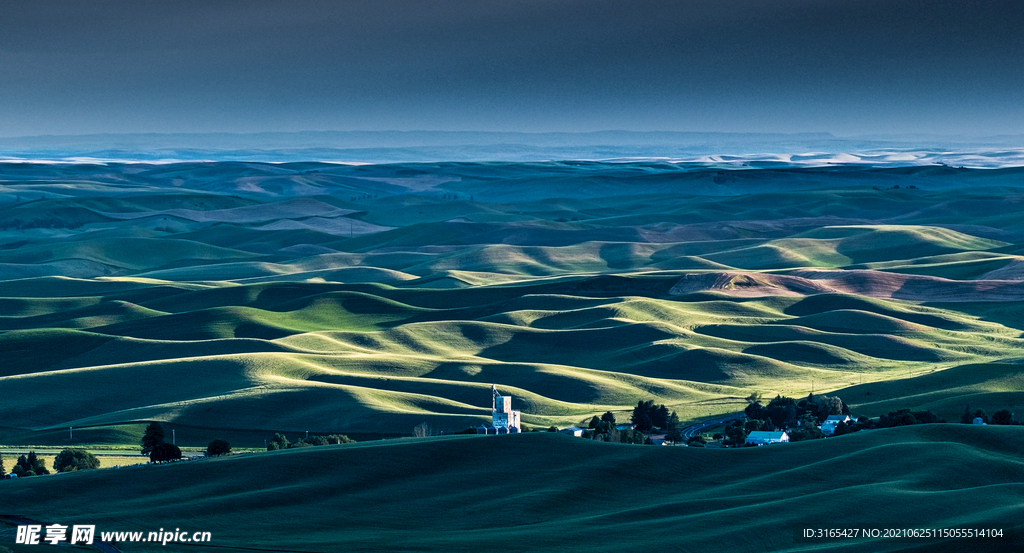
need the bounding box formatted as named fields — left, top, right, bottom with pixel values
left=588, top=416, right=602, bottom=429
left=878, top=409, right=918, bottom=428
left=666, top=427, right=684, bottom=444
left=961, top=404, right=973, bottom=424
left=267, top=433, right=290, bottom=450
left=547, top=426, right=558, bottom=432
left=601, top=411, right=616, bottom=424
left=724, top=420, right=748, bottom=446
left=991, top=410, right=1016, bottom=425
left=635, top=413, right=653, bottom=433
left=623, top=428, right=647, bottom=445
left=743, top=419, right=764, bottom=433
left=766, top=396, right=797, bottom=428
left=911, top=410, right=940, bottom=424
left=590, top=419, right=613, bottom=437
left=0, top=453, right=4, bottom=476
left=631, top=400, right=652, bottom=426
left=25, top=451, right=48, bottom=475
left=652, top=405, right=669, bottom=429
left=744, top=401, right=766, bottom=421
left=814, top=395, right=845, bottom=422
left=53, top=449, right=100, bottom=472
left=206, top=439, right=231, bottom=456
left=14, top=452, right=48, bottom=476
left=150, top=443, right=182, bottom=462
left=665, top=411, right=681, bottom=434
left=141, top=422, right=166, bottom=457
left=788, top=414, right=825, bottom=441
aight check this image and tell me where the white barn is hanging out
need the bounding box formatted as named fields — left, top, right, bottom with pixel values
left=821, top=415, right=852, bottom=436
left=745, top=431, right=789, bottom=445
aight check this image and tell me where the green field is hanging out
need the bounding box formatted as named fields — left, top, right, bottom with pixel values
left=2, top=429, right=1022, bottom=552
left=1, top=161, right=1023, bottom=551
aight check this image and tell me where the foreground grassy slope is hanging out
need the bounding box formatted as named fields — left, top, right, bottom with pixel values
left=1, top=428, right=1021, bottom=553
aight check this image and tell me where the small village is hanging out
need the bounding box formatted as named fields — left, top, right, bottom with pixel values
left=482, top=386, right=1019, bottom=448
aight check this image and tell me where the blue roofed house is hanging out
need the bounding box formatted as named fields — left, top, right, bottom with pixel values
left=821, top=415, right=852, bottom=436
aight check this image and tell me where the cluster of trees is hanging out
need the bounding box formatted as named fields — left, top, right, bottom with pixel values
left=578, top=400, right=683, bottom=445
left=830, top=409, right=943, bottom=436
left=825, top=405, right=1018, bottom=437
left=727, top=395, right=1020, bottom=444
left=719, top=393, right=852, bottom=446
left=960, top=406, right=1019, bottom=426
left=205, top=439, right=231, bottom=457
left=744, top=393, right=848, bottom=429
left=631, top=400, right=681, bottom=436
left=2, top=450, right=95, bottom=476
left=583, top=411, right=644, bottom=444
left=141, top=422, right=182, bottom=462
left=266, top=433, right=354, bottom=451
left=53, top=449, right=100, bottom=472
left=2, top=449, right=105, bottom=477
left=143, top=422, right=235, bottom=459
left=4, top=451, right=49, bottom=477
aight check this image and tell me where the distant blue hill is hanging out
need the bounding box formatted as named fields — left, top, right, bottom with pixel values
left=0, top=130, right=1022, bottom=165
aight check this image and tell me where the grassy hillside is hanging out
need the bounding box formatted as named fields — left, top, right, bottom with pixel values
left=2, top=428, right=1021, bottom=553
left=3, top=276, right=1023, bottom=438
left=2, top=162, right=1024, bottom=443
left=4, top=161, right=1024, bottom=552
left=837, top=362, right=1024, bottom=422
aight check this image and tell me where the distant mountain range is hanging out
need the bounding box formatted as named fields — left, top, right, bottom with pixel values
left=1, top=130, right=1023, bottom=164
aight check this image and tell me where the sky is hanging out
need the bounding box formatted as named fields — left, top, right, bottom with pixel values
left=2, top=0, right=1023, bottom=138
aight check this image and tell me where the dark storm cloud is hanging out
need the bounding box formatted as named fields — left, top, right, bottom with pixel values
left=1, top=0, right=1022, bottom=136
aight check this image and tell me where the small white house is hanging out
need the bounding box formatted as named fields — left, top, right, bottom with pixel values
left=561, top=426, right=585, bottom=437
left=820, top=415, right=852, bottom=436
left=649, top=434, right=668, bottom=446
left=745, top=431, right=789, bottom=445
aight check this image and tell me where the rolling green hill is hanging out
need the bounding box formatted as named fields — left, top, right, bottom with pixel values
left=2, top=161, right=1024, bottom=443
left=4, top=161, right=1024, bottom=553
left=2, top=427, right=1021, bottom=552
